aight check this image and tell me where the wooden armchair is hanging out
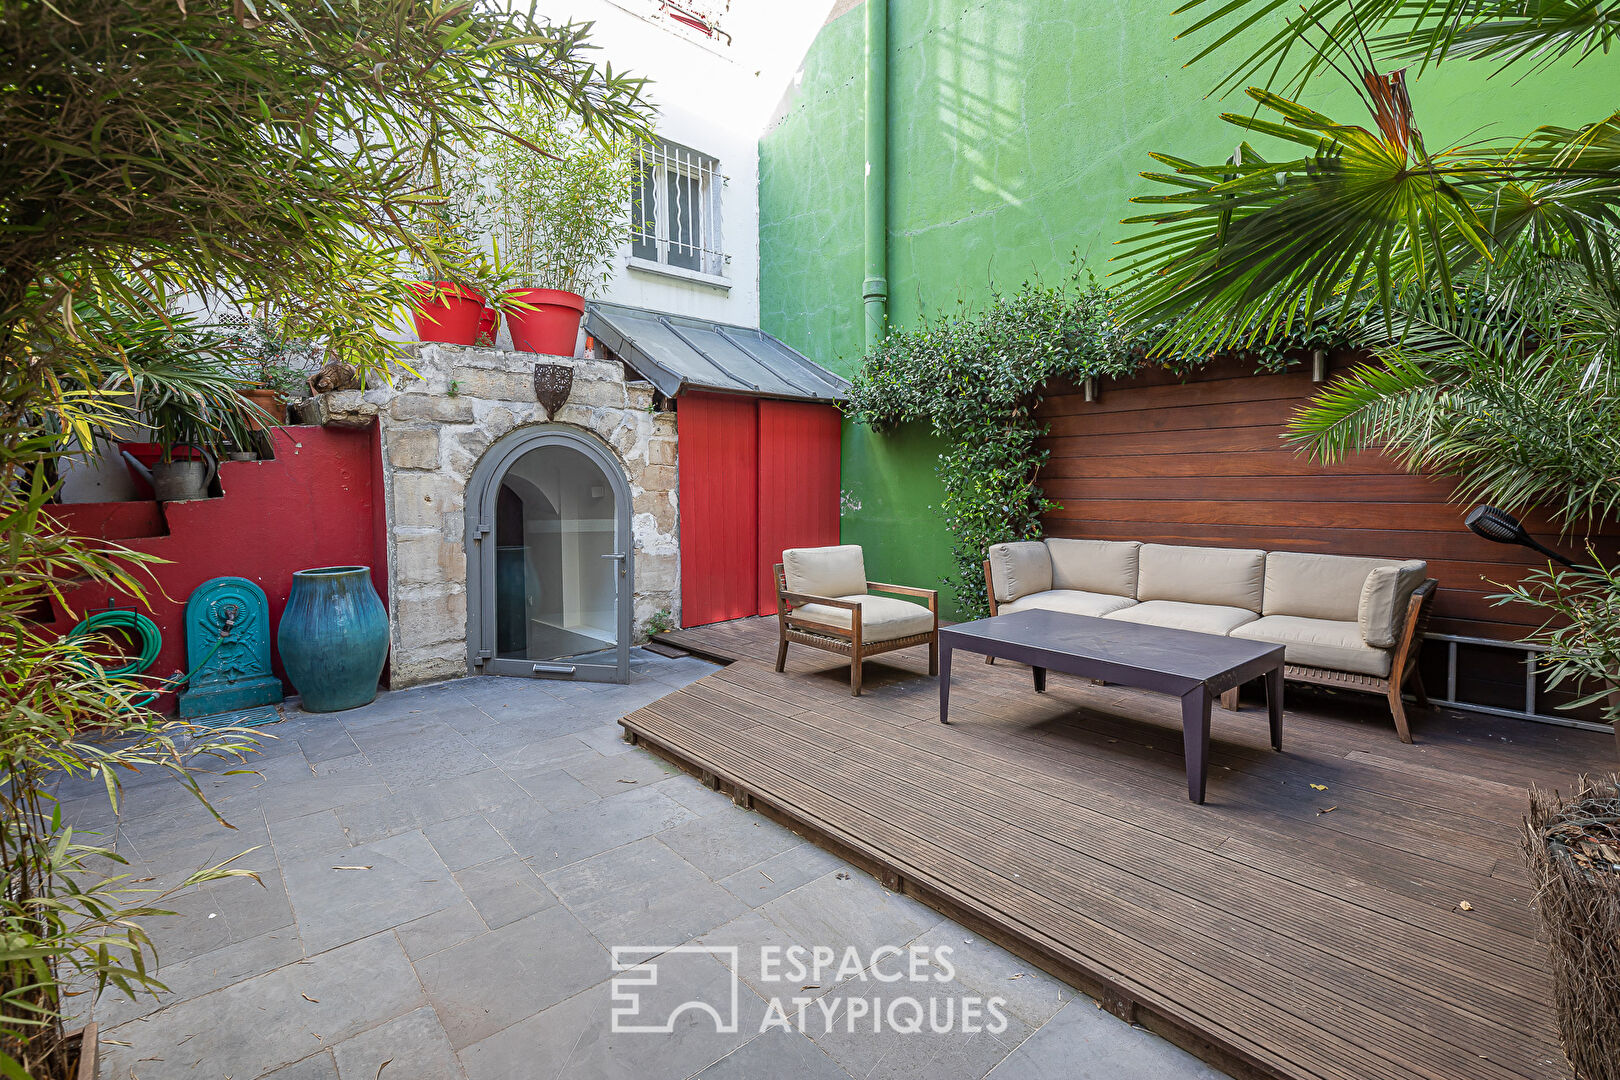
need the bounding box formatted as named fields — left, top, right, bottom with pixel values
left=773, top=545, right=938, bottom=695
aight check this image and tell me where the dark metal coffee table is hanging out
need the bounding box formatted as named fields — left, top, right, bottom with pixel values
left=939, top=609, right=1285, bottom=804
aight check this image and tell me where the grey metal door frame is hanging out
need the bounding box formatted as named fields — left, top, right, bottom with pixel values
left=464, top=425, right=633, bottom=684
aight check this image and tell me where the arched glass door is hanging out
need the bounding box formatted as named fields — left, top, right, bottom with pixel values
left=466, top=428, right=632, bottom=683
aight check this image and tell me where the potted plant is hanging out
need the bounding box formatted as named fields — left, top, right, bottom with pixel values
left=405, top=157, right=510, bottom=347
left=475, top=104, right=638, bottom=355
left=219, top=313, right=318, bottom=426
left=103, top=324, right=260, bottom=502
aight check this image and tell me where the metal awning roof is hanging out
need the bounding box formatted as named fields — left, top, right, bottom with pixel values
left=584, top=302, right=849, bottom=404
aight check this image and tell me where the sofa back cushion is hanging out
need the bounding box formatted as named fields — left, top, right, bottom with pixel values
left=1263, top=552, right=1395, bottom=623
left=987, top=542, right=1052, bottom=603
left=1045, top=538, right=1140, bottom=598
left=1359, top=560, right=1428, bottom=648
left=783, top=545, right=867, bottom=599
left=1137, top=544, right=1266, bottom=611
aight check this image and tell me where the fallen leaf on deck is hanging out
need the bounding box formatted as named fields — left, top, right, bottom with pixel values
left=302, top=993, right=319, bottom=1003
left=1317, top=806, right=1338, bottom=815
left=1458, top=901, right=1474, bottom=911
left=1310, top=784, right=1328, bottom=791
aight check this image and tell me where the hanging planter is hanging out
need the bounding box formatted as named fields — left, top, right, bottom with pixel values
left=505, top=287, right=584, bottom=356
left=277, top=566, right=389, bottom=712
left=409, top=281, right=486, bottom=345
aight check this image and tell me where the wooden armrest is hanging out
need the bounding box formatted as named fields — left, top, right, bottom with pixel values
left=866, top=580, right=938, bottom=606
left=779, top=591, right=858, bottom=610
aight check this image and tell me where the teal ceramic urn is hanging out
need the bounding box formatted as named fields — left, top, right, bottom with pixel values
left=277, top=566, right=389, bottom=712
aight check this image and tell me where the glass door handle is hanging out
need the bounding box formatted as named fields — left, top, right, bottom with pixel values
left=601, top=552, right=627, bottom=576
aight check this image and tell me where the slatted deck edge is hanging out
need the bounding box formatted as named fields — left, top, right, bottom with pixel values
left=618, top=709, right=1294, bottom=1080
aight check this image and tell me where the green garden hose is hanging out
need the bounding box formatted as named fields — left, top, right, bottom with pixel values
left=68, top=608, right=163, bottom=678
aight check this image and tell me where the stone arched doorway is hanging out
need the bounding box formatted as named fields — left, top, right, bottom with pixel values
left=465, top=425, right=633, bottom=683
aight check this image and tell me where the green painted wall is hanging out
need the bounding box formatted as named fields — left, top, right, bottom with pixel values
left=758, top=0, right=1620, bottom=616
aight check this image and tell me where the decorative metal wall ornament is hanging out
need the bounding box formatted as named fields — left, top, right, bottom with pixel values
left=534, top=362, right=574, bottom=421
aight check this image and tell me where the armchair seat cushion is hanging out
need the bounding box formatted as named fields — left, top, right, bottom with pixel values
left=1231, top=615, right=1392, bottom=677
left=1105, top=600, right=1259, bottom=637
left=795, top=594, right=935, bottom=642
left=1001, top=590, right=1137, bottom=618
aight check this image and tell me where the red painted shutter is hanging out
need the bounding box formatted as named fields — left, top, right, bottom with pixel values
left=756, top=400, right=842, bottom=615
left=677, top=392, right=760, bottom=626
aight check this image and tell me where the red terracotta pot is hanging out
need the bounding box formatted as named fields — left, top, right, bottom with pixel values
left=409, top=281, right=486, bottom=345
left=476, top=306, right=500, bottom=345
left=505, top=288, right=585, bottom=356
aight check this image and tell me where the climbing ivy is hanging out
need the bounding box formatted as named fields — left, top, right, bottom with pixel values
left=845, top=276, right=1352, bottom=616
left=846, top=277, right=1133, bottom=615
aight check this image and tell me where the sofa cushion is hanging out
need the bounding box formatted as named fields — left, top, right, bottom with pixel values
left=1137, top=544, right=1266, bottom=611
left=796, top=594, right=934, bottom=642
left=1232, top=615, right=1393, bottom=677
left=1001, top=590, right=1137, bottom=618
left=1264, top=551, right=1403, bottom=623
left=1105, top=600, right=1259, bottom=636
left=1359, top=561, right=1428, bottom=648
left=1045, top=538, right=1140, bottom=598
left=987, top=541, right=1052, bottom=603
left=784, top=545, right=867, bottom=599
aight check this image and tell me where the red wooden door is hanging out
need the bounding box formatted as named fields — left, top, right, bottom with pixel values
left=756, top=400, right=842, bottom=614
left=677, top=392, right=759, bottom=626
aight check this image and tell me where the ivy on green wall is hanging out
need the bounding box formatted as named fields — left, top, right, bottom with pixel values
left=845, top=277, right=1130, bottom=613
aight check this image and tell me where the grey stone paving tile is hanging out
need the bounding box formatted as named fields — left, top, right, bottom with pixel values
left=651, top=774, right=738, bottom=818
left=564, top=751, right=681, bottom=796
left=296, top=725, right=362, bottom=764
left=694, top=1028, right=855, bottom=1080
left=280, top=830, right=463, bottom=953
left=211, top=863, right=297, bottom=942
left=485, top=732, right=597, bottom=772
left=807, top=974, right=1034, bottom=1080
left=118, top=801, right=273, bottom=876
left=717, top=843, right=844, bottom=908
left=984, top=997, right=1227, bottom=1079
left=414, top=905, right=609, bottom=1050
left=572, top=724, right=639, bottom=757
left=543, top=836, right=744, bottom=947
left=257, top=772, right=395, bottom=823
left=453, top=855, right=558, bottom=929
left=501, top=763, right=601, bottom=811
left=335, top=769, right=531, bottom=845
left=423, top=813, right=515, bottom=871
left=760, top=871, right=944, bottom=967
left=688, top=910, right=838, bottom=1002
left=99, top=931, right=423, bottom=1079
left=656, top=806, right=804, bottom=880
left=260, top=1051, right=339, bottom=1080
left=395, top=899, right=488, bottom=962
left=269, top=807, right=353, bottom=860
left=331, top=1005, right=466, bottom=1080
left=909, top=924, right=1074, bottom=1029
left=91, top=926, right=304, bottom=1030
left=458, top=959, right=766, bottom=1080
left=487, top=784, right=696, bottom=870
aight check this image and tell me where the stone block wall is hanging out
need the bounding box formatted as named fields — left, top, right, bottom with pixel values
left=311, top=343, right=679, bottom=687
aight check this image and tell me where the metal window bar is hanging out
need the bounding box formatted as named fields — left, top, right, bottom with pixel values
left=631, top=141, right=727, bottom=276
left=1425, top=631, right=1611, bottom=733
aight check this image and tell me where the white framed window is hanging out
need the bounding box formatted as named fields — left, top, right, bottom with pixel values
left=631, top=140, right=726, bottom=279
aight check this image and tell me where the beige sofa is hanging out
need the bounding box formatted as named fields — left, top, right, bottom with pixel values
left=984, top=539, right=1437, bottom=742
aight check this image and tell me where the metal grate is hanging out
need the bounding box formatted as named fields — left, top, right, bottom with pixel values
left=1426, top=631, right=1612, bottom=733
left=631, top=140, right=726, bottom=277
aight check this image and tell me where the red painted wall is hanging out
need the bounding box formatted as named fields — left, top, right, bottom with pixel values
left=677, top=392, right=841, bottom=627
left=756, top=399, right=842, bottom=613
left=44, top=425, right=385, bottom=713
left=677, top=392, right=759, bottom=626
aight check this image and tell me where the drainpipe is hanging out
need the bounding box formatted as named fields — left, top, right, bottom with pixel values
left=863, top=0, right=888, bottom=351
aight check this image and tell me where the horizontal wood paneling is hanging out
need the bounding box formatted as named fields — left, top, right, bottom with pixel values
left=1034, top=356, right=1617, bottom=648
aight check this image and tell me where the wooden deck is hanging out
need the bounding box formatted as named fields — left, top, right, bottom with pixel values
left=624, top=616, right=1610, bottom=1080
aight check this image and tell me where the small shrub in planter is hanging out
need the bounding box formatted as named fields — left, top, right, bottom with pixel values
left=1525, top=775, right=1620, bottom=1080
left=474, top=104, right=638, bottom=356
